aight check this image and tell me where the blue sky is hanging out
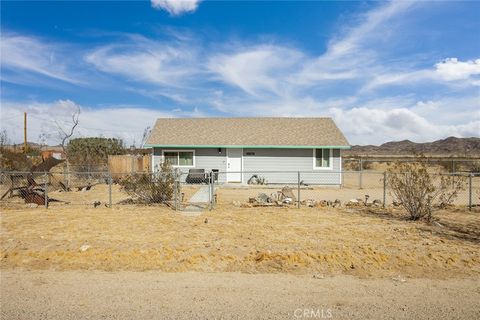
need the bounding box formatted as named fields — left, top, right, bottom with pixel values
left=1, top=0, right=479, bottom=146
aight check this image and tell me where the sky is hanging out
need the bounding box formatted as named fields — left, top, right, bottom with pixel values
left=1, top=0, right=479, bottom=146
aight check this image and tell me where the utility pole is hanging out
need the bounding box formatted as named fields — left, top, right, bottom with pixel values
left=24, top=112, right=27, bottom=153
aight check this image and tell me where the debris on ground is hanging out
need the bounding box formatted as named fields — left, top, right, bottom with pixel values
left=247, top=174, right=267, bottom=185
left=392, top=275, right=407, bottom=283
left=79, top=244, right=91, bottom=252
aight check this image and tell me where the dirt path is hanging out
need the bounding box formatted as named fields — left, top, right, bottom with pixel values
left=1, top=270, right=479, bottom=320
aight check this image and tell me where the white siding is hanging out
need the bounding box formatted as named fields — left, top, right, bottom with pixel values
left=152, top=147, right=227, bottom=183
left=151, top=147, right=342, bottom=185
left=242, top=148, right=342, bottom=185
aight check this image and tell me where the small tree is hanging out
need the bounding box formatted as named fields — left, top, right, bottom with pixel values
left=387, top=156, right=466, bottom=221
left=67, top=137, right=125, bottom=169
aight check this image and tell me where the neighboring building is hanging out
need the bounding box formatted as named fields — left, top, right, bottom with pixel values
left=41, top=149, right=66, bottom=160
left=144, top=118, right=350, bottom=185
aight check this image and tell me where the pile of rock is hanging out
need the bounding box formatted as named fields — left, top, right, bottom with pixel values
left=248, top=186, right=297, bottom=206
left=300, top=199, right=341, bottom=208
left=346, top=195, right=383, bottom=207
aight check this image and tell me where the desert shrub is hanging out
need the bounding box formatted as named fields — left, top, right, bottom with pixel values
left=67, top=137, right=125, bottom=168
left=343, top=159, right=374, bottom=171
left=437, top=160, right=454, bottom=172
left=0, top=149, right=32, bottom=171
left=387, top=156, right=466, bottom=221
left=119, top=161, right=179, bottom=204
left=466, top=161, right=480, bottom=173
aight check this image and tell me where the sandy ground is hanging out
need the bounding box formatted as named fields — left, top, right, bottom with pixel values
left=1, top=205, right=479, bottom=278
left=2, top=197, right=480, bottom=319
left=1, top=270, right=479, bottom=320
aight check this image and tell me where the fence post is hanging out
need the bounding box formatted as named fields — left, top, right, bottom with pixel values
left=108, top=173, right=112, bottom=208
left=297, top=171, right=301, bottom=209
left=359, top=158, right=363, bottom=189
left=469, top=174, right=473, bottom=211
left=209, top=172, right=213, bottom=211
left=44, top=171, right=48, bottom=209
left=174, top=171, right=178, bottom=211
left=383, top=171, right=387, bottom=208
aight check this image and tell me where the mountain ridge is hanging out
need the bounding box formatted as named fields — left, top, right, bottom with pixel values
left=344, top=137, right=480, bottom=156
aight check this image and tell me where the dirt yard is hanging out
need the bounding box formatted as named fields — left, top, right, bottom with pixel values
left=2, top=270, right=479, bottom=320
left=1, top=204, right=479, bottom=278
left=2, top=201, right=480, bottom=319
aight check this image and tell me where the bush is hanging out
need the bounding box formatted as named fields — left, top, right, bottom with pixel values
left=119, top=161, right=179, bottom=204
left=466, top=161, right=480, bottom=173
left=387, top=156, right=466, bottom=221
left=67, top=137, right=125, bottom=167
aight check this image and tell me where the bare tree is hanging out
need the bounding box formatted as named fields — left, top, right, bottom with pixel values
left=0, top=129, right=9, bottom=151
left=55, top=106, right=80, bottom=156
left=54, top=107, right=80, bottom=187
left=141, top=126, right=151, bottom=147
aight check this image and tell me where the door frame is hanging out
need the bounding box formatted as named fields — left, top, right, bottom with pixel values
left=226, top=148, right=243, bottom=183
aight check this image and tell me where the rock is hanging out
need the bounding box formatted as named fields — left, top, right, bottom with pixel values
left=315, top=200, right=326, bottom=207
left=346, top=199, right=363, bottom=207
left=256, top=193, right=271, bottom=203
left=232, top=201, right=241, bottom=207
left=392, top=201, right=402, bottom=207
left=25, top=203, right=39, bottom=208
left=333, top=199, right=341, bottom=207
left=306, top=199, right=317, bottom=207
left=270, top=191, right=283, bottom=202
left=93, top=201, right=101, bottom=208
left=372, top=199, right=383, bottom=207
left=313, top=274, right=325, bottom=279
left=281, top=186, right=296, bottom=202
left=204, top=218, right=208, bottom=224
left=79, top=244, right=91, bottom=252
left=392, top=275, right=407, bottom=283
left=283, top=197, right=293, bottom=204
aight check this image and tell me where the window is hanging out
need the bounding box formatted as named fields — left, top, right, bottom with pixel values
left=314, top=149, right=331, bottom=169
left=246, top=152, right=255, bottom=156
left=163, top=150, right=194, bottom=167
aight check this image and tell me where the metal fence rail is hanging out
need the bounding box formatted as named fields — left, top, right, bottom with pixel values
left=1, top=170, right=478, bottom=211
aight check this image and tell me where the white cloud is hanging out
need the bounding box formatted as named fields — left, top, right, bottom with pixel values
left=85, top=36, right=198, bottom=87
left=362, top=57, right=480, bottom=91
left=328, top=106, right=480, bottom=145
left=151, top=0, right=201, bottom=16
left=0, top=34, right=82, bottom=85
left=0, top=100, right=204, bottom=146
left=296, top=1, right=415, bottom=85
left=208, top=45, right=303, bottom=97
left=435, top=57, right=480, bottom=82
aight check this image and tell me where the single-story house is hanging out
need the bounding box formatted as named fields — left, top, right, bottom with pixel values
left=144, top=118, right=350, bottom=185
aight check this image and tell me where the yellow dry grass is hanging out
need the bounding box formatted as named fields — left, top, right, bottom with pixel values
left=1, top=203, right=479, bottom=279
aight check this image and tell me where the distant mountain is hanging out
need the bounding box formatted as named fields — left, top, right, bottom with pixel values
left=344, top=137, right=480, bottom=157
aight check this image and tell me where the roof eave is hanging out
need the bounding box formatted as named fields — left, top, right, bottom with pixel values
left=143, top=144, right=351, bottom=149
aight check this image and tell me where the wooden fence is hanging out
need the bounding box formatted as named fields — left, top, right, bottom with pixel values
left=108, top=155, right=151, bottom=177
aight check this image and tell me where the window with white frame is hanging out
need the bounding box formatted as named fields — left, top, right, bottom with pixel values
left=163, top=150, right=194, bottom=167
left=314, top=149, right=331, bottom=168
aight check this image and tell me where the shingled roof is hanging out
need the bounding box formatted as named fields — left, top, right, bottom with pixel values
left=144, top=118, right=350, bottom=148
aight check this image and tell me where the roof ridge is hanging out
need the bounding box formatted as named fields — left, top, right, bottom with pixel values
left=155, top=117, right=334, bottom=120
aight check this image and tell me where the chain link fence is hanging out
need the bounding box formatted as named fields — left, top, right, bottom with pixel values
left=1, top=170, right=479, bottom=211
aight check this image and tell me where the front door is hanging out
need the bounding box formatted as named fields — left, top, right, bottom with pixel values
left=226, top=148, right=242, bottom=182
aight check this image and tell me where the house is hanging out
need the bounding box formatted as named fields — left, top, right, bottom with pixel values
left=144, top=118, right=350, bottom=185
